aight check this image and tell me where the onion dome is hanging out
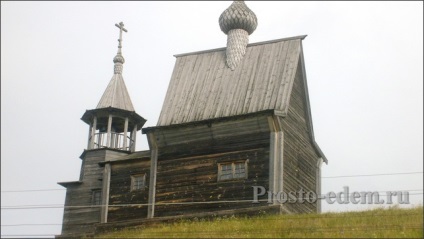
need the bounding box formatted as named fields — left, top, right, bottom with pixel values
left=113, top=53, right=125, bottom=64
left=219, top=1, right=258, bottom=35
left=113, top=51, right=125, bottom=74
left=219, top=1, right=258, bottom=70
left=112, top=22, right=127, bottom=74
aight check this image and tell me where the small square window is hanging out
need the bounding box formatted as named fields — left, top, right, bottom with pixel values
left=234, top=162, right=246, bottom=179
left=220, top=164, right=233, bottom=181
left=92, top=190, right=102, bottom=205
left=218, top=161, right=248, bottom=181
left=131, top=174, right=146, bottom=191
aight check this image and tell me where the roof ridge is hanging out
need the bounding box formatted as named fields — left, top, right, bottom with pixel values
left=174, top=35, right=307, bottom=58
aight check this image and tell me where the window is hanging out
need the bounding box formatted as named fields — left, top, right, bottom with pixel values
left=218, top=161, right=248, bottom=181
left=131, top=174, right=146, bottom=191
left=92, top=190, right=102, bottom=206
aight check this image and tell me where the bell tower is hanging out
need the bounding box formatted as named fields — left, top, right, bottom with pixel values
left=81, top=22, right=146, bottom=152
left=58, top=22, right=146, bottom=237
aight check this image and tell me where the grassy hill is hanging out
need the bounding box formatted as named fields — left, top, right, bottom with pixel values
left=97, top=206, right=423, bottom=238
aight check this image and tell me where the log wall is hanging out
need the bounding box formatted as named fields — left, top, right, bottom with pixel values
left=150, top=115, right=274, bottom=217
left=108, top=159, right=151, bottom=222
left=281, top=60, right=319, bottom=213
left=155, top=148, right=270, bottom=217
left=60, top=149, right=128, bottom=236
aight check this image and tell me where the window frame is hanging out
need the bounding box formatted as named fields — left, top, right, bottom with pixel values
left=217, top=160, right=248, bottom=182
left=131, top=174, right=146, bottom=192
left=92, top=189, right=102, bottom=206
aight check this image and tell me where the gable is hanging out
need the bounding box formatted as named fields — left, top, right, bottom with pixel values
left=157, top=36, right=306, bottom=126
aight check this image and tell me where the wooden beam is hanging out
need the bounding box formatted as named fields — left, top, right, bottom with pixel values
left=100, top=163, right=111, bottom=223
left=267, top=115, right=284, bottom=205
left=147, top=133, right=158, bottom=219
left=123, top=117, right=128, bottom=150
left=87, top=122, right=92, bottom=150
left=277, top=130, right=284, bottom=194
left=316, top=158, right=323, bottom=213
left=131, top=124, right=137, bottom=152
left=89, top=116, right=97, bottom=150
left=106, top=115, right=112, bottom=148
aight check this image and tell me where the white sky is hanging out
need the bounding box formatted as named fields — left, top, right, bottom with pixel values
left=1, top=1, right=423, bottom=238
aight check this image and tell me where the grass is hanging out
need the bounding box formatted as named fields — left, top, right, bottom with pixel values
left=97, top=206, right=423, bottom=238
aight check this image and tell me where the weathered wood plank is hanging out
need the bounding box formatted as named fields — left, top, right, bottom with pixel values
left=61, top=149, right=128, bottom=235
left=157, top=37, right=304, bottom=126
left=152, top=145, right=270, bottom=217
left=108, top=160, right=150, bottom=222
left=281, top=61, right=320, bottom=214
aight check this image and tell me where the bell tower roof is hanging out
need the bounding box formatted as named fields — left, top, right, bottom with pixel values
left=96, top=22, right=135, bottom=111
left=81, top=21, right=146, bottom=150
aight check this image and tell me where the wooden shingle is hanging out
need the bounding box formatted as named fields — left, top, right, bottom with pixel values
left=157, top=35, right=306, bottom=126
left=96, top=74, right=135, bottom=111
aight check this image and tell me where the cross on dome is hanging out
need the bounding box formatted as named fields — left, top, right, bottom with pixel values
left=113, top=22, right=127, bottom=68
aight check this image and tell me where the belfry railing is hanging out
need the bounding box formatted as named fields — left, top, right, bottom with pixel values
left=92, top=132, right=133, bottom=151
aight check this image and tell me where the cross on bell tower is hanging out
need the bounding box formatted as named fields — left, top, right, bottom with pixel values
left=81, top=22, right=146, bottom=152
left=58, top=22, right=147, bottom=236
left=115, top=22, right=127, bottom=49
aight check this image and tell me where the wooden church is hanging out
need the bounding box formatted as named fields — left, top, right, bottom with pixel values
left=57, top=1, right=327, bottom=237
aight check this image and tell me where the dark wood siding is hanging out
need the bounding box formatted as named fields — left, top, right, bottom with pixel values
left=60, top=149, right=128, bottom=236
left=108, top=159, right=151, bottom=222
left=155, top=148, right=270, bottom=217
left=155, top=114, right=271, bottom=159
left=281, top=60, right=319, bottom=213
left=61, top=184, right=99, bottom=236
left=152, top=116, right=273, bottom=217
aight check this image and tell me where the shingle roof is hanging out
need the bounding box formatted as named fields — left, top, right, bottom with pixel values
left=96, top=73, right=135, bottom=111
left=157, top=35, right=306, bottom=126
left=96, top=22, right=134, bottom=112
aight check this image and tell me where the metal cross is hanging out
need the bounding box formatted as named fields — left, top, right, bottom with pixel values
left=115, top=22, right=127, bottom=49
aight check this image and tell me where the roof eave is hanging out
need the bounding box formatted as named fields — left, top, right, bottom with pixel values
left=143, top=109, right=280, bottom=134
left=80, top=107, right=147, bottom=129
left=298, top=39, right=328, bottom=164
left=57, top=181, right=83, bottom=188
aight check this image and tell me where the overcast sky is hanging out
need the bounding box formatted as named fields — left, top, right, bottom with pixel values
left=1, top=1, right=423, bottom=238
